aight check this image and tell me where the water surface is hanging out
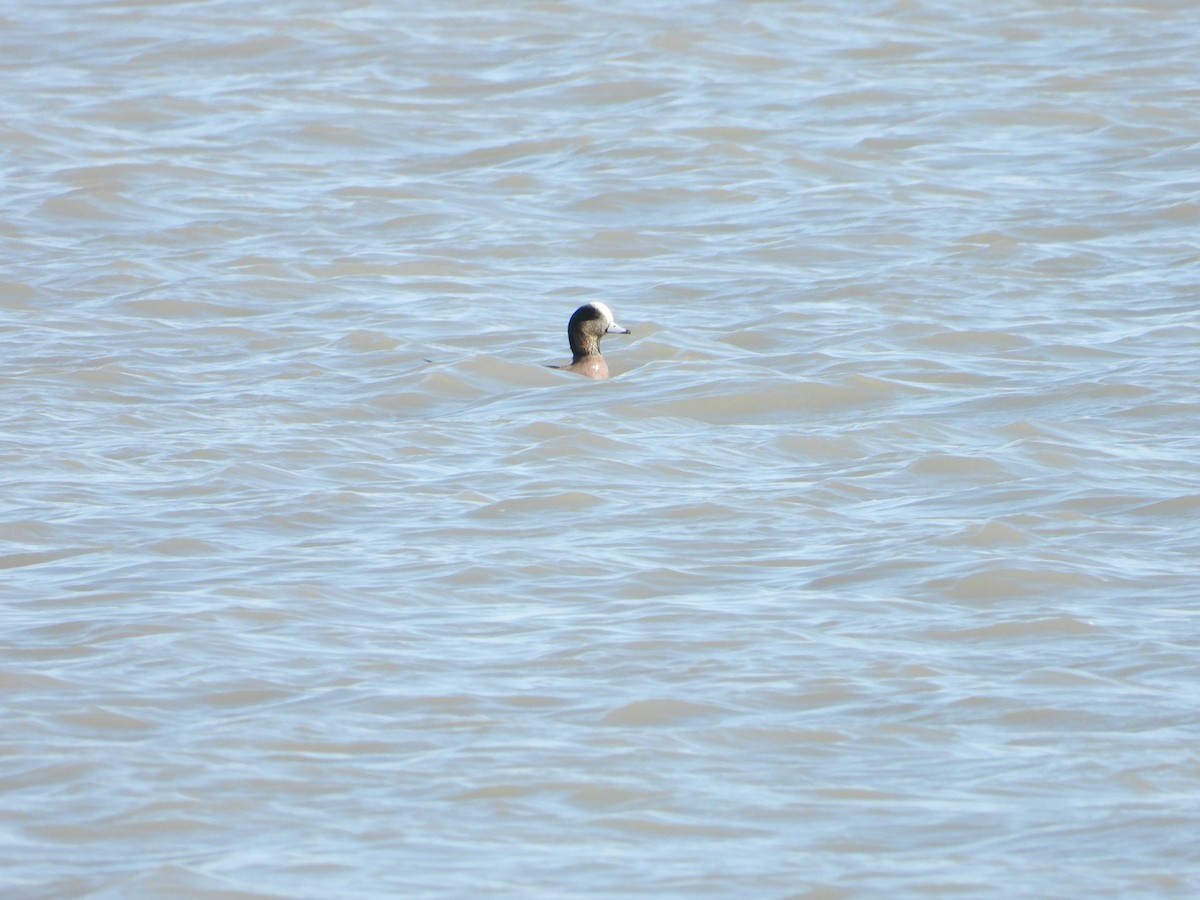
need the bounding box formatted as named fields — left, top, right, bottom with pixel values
left=3, top=0, right=1200, bottom=896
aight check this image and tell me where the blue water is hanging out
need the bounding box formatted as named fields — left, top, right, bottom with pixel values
left=3, top=0, right=1200, bottom=896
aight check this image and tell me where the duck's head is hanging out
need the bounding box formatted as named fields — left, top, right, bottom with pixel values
left=568, top=301, right=630, bottom=358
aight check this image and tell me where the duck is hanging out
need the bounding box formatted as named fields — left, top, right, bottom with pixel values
left=549, top=302, right=631, bottom=379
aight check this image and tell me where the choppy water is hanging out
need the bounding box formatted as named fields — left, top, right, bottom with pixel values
left=4, top=0, right=1200, bottom=896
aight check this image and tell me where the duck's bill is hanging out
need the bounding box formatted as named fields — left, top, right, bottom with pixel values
left=606, top=323, right=631, bottom=334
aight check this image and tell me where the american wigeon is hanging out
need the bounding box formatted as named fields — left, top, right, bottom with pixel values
left=549, top=302, right=631, bottom=380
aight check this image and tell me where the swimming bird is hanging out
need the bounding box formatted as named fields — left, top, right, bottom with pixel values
left=550, top=302, right=630, bottom=380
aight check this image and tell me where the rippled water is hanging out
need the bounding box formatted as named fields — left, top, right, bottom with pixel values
left=4, top=0, right=1200, bottom=896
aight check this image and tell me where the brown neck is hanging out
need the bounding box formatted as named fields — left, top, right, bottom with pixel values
left=570, top=333, right=600, bottom=361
